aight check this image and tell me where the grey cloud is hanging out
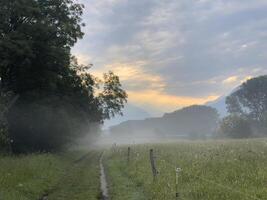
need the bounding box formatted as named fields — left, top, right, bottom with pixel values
left=73, top=0, right=267, bottom=101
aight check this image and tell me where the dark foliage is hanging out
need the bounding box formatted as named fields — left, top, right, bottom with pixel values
left=0, top=0, right=127, bottom=153
left=225, top=75, right=267, bottom=136
left=219, top=115, right=252, bottom=138
left=226, top=75, right=267, bottom=121
left=110, top=105, right=219, bottom=139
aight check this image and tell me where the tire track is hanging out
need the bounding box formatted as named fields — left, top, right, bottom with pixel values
left=38, top=151, right=100, bottom=200
left=100, top=152, right=109, bottom=200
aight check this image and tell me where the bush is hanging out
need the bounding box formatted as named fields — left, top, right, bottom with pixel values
left=7, top=97, right=95, bottom=153
left=219, top=115, right=252, bottom=138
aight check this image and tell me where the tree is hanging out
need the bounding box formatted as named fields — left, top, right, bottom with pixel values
left=98, top=71, right=128, bottom=120
left=6, top=56, right=127, bottom=153
left=0, top=91, right=18, bottom=152
left=219, top=115, right=252, bottom=138
left=226, top=75, right=267, bottom=121
left=0, top=108, right=9, bottom=152
left=0, top=0, right=127, bottom=153
left=0, top=0, right=85, bottom=95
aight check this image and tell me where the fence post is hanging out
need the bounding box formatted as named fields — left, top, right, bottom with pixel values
left=175, top=167, right=182, bottom=199
left=149, top=149, right=157, bottom=180
left=127, top=147, right=130, bottom=164
left=112, top=143, right=117, bottom=153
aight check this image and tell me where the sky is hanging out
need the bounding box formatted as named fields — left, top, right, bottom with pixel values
left=72, top=0, right=267, bottom=116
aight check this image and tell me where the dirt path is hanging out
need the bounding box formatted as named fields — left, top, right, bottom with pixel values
left=100, top=153, right=109, bottom=200
left=38, top=152, right=109, bottom=200
left=39, top=152, right=101, bottom=200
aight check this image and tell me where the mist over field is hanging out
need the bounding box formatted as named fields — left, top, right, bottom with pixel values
left=1, top=0, right=267, bottom=200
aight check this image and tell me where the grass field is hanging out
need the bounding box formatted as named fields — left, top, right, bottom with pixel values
left=0, top=151, right=101, bottom=200
left=1, top=139, right=267, bottom=200
left=104, top=139, right=267, bottom=200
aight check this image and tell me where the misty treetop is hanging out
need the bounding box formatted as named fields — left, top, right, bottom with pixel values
left=226, top=75, right=267, bottom=121
left=0, top=0, right=127, bottom=153
left=220, top=75, right=267, bottom=138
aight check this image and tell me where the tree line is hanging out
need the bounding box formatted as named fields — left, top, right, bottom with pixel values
left=109, top=75, right=267, bottom=140
left=0, top=0, right=127, bottom=153
left=219, top=75, right=267, bottom=138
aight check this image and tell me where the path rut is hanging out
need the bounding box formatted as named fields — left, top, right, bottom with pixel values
left=100, top=153, right=109, bottom=200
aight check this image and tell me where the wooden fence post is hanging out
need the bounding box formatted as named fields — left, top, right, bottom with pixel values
left=112, top=143, right=116, bottom=153
left=175, top=167, right=182, bottom=199
left=127, top=147, right=130, bottom=164
left=149, top=149, right=157, bottom=180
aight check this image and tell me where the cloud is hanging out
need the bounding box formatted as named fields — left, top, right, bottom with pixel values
left=222, top=73, right=261, bottom=87
left=72, top=0, right=267, bottom=114
left=75, top=53, right=92, bottom=65
left=128, top=90, right=219, bottom=112
left=222, top=76, right=238, bottom=84
left=90, top=62, right=166, bottom=92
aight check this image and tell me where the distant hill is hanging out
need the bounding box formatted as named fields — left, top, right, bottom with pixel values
left=109, top=105, right=219, bottom=139
left=206, top=95, right=227, bottom=117
left=103, top=103, right=151, bottom=128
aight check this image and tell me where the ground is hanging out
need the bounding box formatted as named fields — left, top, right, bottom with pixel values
left=0, top=151, right=101, bottom=200
left=1, top=139, right=267, bottom=200
left=104, top=139, right=267, bottom=200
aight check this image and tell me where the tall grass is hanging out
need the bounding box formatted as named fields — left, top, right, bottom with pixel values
left=0, top=153, right=67, bottom=200
left=0, top=151, right=101, bottom=200
left=105, top=139, right=267, bottom=200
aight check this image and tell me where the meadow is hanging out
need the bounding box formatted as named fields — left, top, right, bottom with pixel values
left=1, top=139, right=267, bottom=200
left=0, top=151, right=101, bottom=200
left=104, top=139, right=267, bottom=200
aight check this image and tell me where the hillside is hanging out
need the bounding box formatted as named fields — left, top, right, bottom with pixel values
left=206, top=95, right=227, bottom=117
left=104, top=104, right=151, bottom=128
left=109, top=105, right=219, bottom=140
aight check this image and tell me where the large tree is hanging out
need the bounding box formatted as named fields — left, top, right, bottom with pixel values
left=0, top=0, right=127, bottom=153
left=226, top=75, right=267, bottom=121
left=0, top=0, right=85, bottom=95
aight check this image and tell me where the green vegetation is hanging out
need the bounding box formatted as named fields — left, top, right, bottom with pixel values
left=104, top=139, right=267, bottom=200
left=222, top=75, right=267, bottom=138
left=110, top=105, right=219, bottom=140
left=0, top=151, right=101, bottom=200
left=104, top=154, right=146, bottom=200
left=219, top=115, right=252, bottom=138
left=2, top=140, right=267, bottom=200
left=0, top=0, right=127, bottom=153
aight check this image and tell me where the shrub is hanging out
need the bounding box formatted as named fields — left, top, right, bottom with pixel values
left=219, top=115, right=252, bottom=138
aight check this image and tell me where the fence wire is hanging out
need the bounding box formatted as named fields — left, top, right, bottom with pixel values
left=111, top=145, right=263, bottom=200
left=155, top=152, right=262, bottom=200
